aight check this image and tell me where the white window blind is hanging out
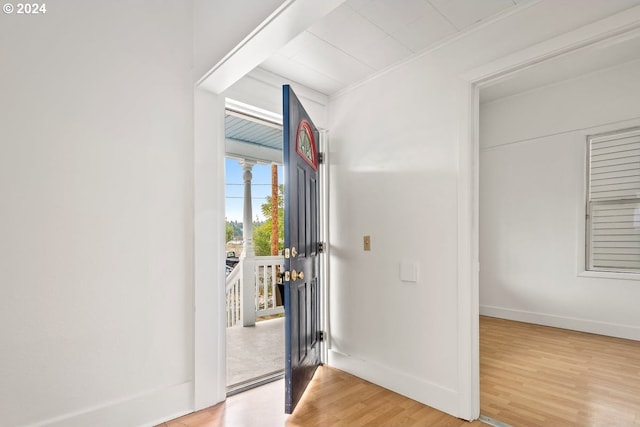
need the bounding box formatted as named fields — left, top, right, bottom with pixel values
left=587, top=129, right=640, bottom=273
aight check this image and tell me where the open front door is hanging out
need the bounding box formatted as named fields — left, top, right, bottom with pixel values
left=283, top=85, right=321, bottom=414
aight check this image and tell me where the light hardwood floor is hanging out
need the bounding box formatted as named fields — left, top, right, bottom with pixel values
left=159, top=317, right=640, bottom=426
left=480, top=316, right=640, bottom=426
left=159, top=367, right=482, bottom=427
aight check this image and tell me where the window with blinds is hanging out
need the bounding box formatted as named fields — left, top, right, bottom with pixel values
left=587, top=128, right=640, bottom=273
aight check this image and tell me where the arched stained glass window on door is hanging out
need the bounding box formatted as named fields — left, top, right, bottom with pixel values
left=296, top=120, right=317, bottom=171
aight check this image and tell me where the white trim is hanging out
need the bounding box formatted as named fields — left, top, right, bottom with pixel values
left=224, top=68, right=330, bottom=123
left=193, top=88, right=227, bottom=410
left=573, top=121, right=640, bottom=280
left=226, top=98, right=283, bottom=125
left=319, top=129, right=330, bottom=365
left=585, top=128, right=640, bottom=273
left=456, top=79, right=478, bottom=420
left=328, top=350, right=459, bottom=416
left=197, top=0, right=346, bottom=94
left=471, top=83, right=481, bottom=419
left=249, top=68, right=330, bottom=110
left=479, top=115, right=640, bottom=153
left=480, top=305, right=640, bottom=341
left=578, top=270, right=640, bottom=281
left=25, top=382, right=192, bottom=427
left=465, top=5, right=640, bottom=86
left=225, top=139, right=283, bottom=165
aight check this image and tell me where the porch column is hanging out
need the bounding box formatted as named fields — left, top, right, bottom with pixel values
left=240, top=160, right=256, bottom=258
left=240, top=159, right=256, bottom=327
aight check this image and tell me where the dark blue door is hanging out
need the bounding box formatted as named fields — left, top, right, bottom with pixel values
left=283, top=85, right=321, bottom=414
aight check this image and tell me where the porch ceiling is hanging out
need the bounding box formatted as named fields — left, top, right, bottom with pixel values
left=225, top=111, right=283, bottom=151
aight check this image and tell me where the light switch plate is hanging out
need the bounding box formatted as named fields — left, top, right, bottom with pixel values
left=363, top=235, right=371, bottom=251
left=400, top=261, right=418, bottom=282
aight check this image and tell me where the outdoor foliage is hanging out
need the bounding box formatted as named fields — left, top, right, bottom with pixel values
left=253, top=185, right=284, bottom=256
left=225, top=220, right=242, bottom=242
left=226, top=221, right=234, bottom=242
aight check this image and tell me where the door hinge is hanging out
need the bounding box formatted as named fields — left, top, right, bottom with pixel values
left=318, top=152, right=325, bottom=164
left=318, top=331, right=325, bottom=342
left=318, top=242, right=325, bottom=253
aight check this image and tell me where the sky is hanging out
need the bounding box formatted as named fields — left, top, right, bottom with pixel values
left=225, top=158, right=283, bottom=223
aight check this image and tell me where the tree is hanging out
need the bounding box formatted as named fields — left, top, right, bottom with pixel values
left=253, top=185, right=284, bottom=256
left=226, top=221, right=234, bottom=242
left=225, top=220, right=242, bottom=242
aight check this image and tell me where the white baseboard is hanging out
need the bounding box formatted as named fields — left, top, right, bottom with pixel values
left=327, top=349, right=459, bottom=418
left=480, top=305, right=640, bottom=341
left=26, top=381, right=193, bottom=427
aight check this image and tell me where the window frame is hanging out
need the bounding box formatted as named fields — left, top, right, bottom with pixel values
left=585, top=127, right=640, bottom=275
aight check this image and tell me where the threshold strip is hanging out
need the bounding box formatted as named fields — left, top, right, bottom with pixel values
left=226, top=370, right=284, bottom=397
left=479, top=414, right=512, bottom=427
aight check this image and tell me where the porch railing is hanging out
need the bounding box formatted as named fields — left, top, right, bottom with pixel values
left=225, top=255, right=284, bottom=327
left=254, top=256, right=285, bottom=319
left=225, top=264, right=241, bottom=327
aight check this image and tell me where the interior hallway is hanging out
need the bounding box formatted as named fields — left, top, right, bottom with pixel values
left=160, top=316, right=640, bottom=426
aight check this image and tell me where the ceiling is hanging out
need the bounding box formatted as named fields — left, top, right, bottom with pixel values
left=229, top=0, right=640, bottom=150
left=480, top=29, right=640, bottom=103
left=259, top=0, right=529, bottom=95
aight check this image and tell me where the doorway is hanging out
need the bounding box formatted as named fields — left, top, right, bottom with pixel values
left=475, top=24, right=640, bottom=421
left=223, top=102, right=286, bottom=394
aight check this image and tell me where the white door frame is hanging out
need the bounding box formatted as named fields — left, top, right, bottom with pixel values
left=460, top=5, right=640, bottom=419
left=193, top=80, right=329, bottom=413
left=193, top=0, right=343, bottom=411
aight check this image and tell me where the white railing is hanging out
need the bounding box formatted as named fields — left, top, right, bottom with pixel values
left=254, top=256, right=285, bottom=319
left=225, top=264, right=241, bottom=327
left=225, top=255, right=284, bottom=327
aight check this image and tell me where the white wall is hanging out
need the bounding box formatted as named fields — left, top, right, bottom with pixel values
left=480, top=59, right=640, bottom=340
left=326, top=1, right=640, bottom=420
left=194, top=0, right=286, bottom=82
left=0, top=2, right=195, bottom=426
left=328, top=65, right=464, bottom=414
left=0, top=0, right=318, bottom=425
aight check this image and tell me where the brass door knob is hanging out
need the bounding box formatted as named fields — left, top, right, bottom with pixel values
left=291, top=270, right=298, bottom=280
left=298, top=271, right=304, bottom=280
